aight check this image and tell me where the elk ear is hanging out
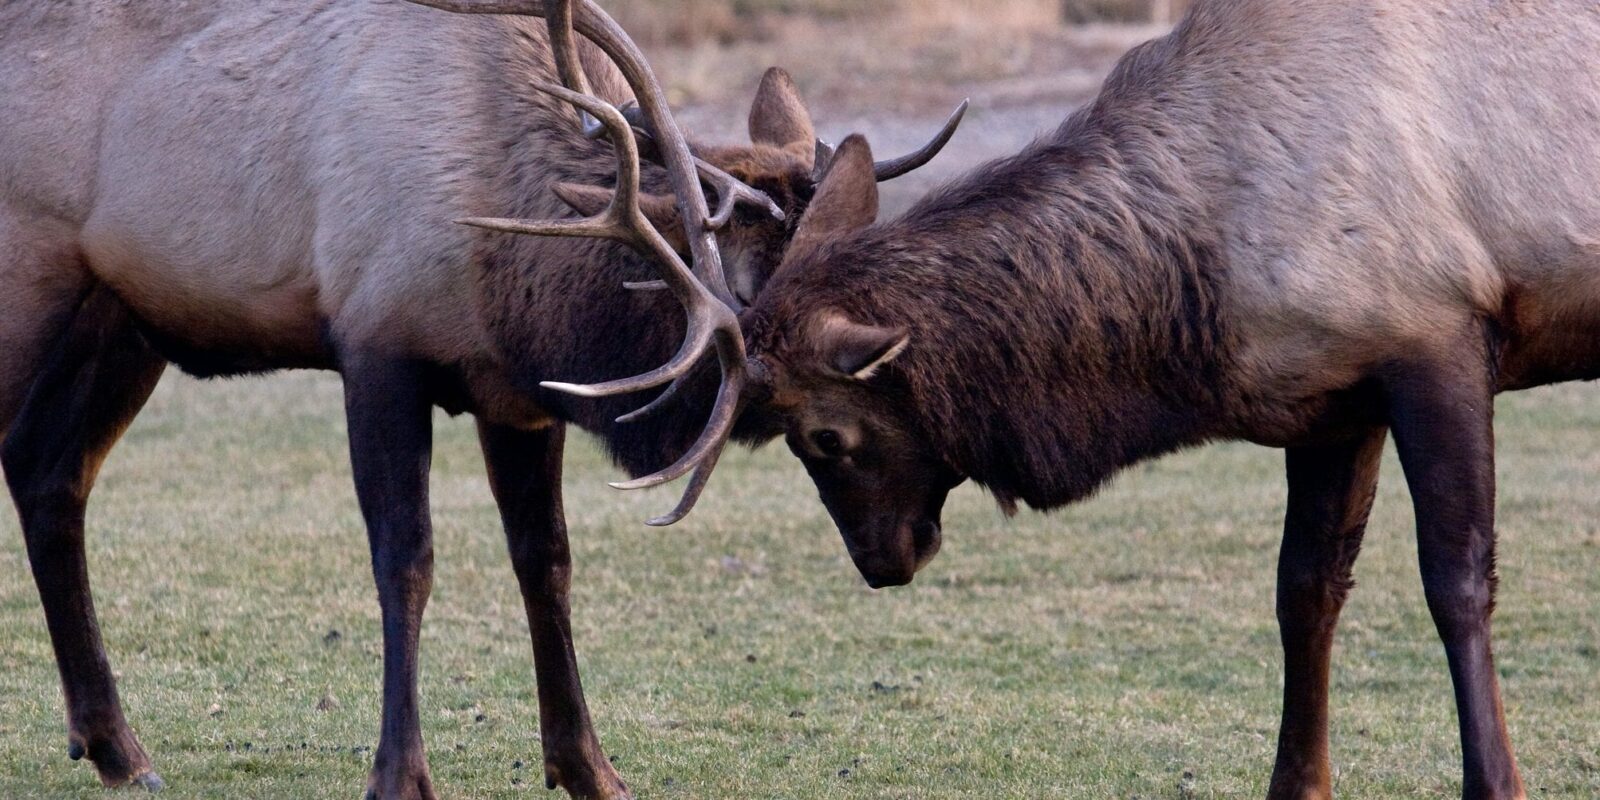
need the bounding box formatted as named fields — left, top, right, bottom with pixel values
left=749, top=67, right=815, bottom=150
left=791, top=134, right=879, bottom=255
left=816, top=314, right=909, bottom=380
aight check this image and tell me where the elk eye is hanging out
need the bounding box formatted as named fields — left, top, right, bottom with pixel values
left=811, top=429, right=845, bottom=457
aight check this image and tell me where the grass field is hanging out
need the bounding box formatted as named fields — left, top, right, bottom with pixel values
left=2, top=373, right=1599, bottom=799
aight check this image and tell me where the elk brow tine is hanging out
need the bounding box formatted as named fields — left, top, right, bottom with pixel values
left=696, top=160, right=785, bottom=228
left=873, top=98, right=971, bottom=181
left=812, top=138, right=837, bottom=181
left=456, top=216, right=633, bottom=241
left=609, top=405, right=732, bottom=493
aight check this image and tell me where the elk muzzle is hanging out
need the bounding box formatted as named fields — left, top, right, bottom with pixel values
left=828, top=477, right=954, bottom=588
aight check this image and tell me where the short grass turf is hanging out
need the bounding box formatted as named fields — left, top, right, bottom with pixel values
left=2, top=373, right=1598, bottom=799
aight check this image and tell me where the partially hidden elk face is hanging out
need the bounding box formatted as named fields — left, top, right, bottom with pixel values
left=749, top=135, right=965, bottom=588
left=554, top=67, right=821, bottom=305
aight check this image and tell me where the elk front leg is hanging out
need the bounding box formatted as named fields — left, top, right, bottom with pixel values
left=1267, top=429, right=1386, bottom=800
left=1385, top=348, right=1526, bottom=800
left=2, top=289, right=167, bottom=790
left=343, top=355, right=438, bottom=800
left=478, top=421, right=631, bottom=800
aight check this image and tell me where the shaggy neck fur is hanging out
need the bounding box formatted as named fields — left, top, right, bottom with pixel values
left=464, top=29, right=726, bottom=475
left=756, top=82, right=1235, bottom=511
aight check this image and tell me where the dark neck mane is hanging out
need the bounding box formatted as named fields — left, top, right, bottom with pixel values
left=468, top=29, right=726, bottom=477
left=771, top=101, right=1233, bottom=510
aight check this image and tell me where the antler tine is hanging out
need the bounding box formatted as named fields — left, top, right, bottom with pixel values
left=458, top=81, right=656, bottom=251
left=409, top=2, right=782, bottom=234
left=872, top=99, right=971, bottom=181
left=611, top=337, right=748, bottom=526
left=530, top=82, right=645, bottom=218
left=544, top=0, right=591, bottom=96
left=614, top=372, right=687, bottom=423
left=524, top=81, right=732, bottom=401
left=457, top=215, right=631, bottom=240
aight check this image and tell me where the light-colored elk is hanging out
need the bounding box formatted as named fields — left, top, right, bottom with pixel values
left=0, top=1, right=962, bottom=798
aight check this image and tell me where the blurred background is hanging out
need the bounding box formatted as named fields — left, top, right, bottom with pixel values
left=606, top=0, right=1191, bottom=212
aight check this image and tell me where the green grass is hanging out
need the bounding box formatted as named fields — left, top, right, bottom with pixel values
left=2, top=373, right=1598, bottom=799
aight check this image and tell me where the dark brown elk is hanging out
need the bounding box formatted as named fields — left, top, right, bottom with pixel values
left=0, top=1, right=961, bottom=798
left=526, top=1, right=1600, bottom=798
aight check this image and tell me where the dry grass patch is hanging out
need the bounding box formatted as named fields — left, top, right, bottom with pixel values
left=2, top=372, right=1599, bottom=799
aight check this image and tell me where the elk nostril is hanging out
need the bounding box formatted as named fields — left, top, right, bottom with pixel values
left=912, top=520, right=940, bottom=551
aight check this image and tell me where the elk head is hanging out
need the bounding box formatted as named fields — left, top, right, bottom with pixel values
left=742, top=134, right=965, bottom=587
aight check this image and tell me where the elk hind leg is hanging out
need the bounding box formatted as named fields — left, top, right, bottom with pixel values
left=2, top=287, right=168, bottom=788
left=0, top=218, right=92, bottom=439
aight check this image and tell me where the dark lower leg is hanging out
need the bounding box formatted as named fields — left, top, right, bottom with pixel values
left=2, top=288, right=166, bottom=788
left=1386, top=347, right=1524, bottom=800
left=479, top=421, right=628, bottom=800
left=1426, top=594, right=1521, bottom=799
left=1267, top=430, right=1386, bottom=800
left=343, top=354, right=437, bottom=800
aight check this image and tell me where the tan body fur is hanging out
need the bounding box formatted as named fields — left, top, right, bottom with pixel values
left=1174, top=1, right=1600, bottom=433
left=4, top=3, right=535, bottom=416
left=1, top=1, right=816, bottom=433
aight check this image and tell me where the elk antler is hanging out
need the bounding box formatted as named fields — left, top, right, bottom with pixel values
left=812, top=99, right=972, bottom=183
left=409, top=0, right=758, bottom=526
left=584, top=101, right=783, bottom=232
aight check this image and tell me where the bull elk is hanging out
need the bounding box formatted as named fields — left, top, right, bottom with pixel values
left=0, top=1, right=961, bottom=797
left=522, top=1, right=1600, bottom=797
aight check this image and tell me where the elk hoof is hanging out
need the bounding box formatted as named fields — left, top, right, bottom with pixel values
left=364, top=759, right=438, bottom=800
left=133, top=771, right=166, bottom=792
left=68, top=739, right=87, bottom=760
left=544, top=757, right=633, bottom=800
